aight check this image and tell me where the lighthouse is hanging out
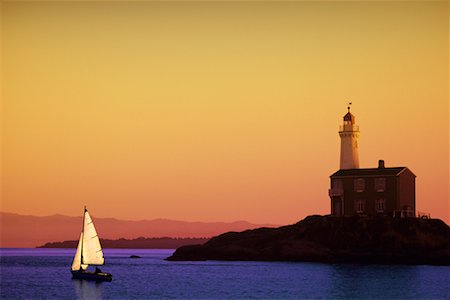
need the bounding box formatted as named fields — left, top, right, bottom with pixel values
left=339, top=104, right=359, bottom=169
left=329, top=105, right=416, bottom=217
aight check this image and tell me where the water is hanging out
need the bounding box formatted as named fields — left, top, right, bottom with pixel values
left=1, top=249, right=449, bottom=299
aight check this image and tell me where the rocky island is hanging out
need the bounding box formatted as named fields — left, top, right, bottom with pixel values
left=166, top=215, right=450, bottom=265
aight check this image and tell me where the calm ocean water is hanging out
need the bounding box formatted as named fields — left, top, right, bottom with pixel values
left=0, top=248, right=449, bottom=299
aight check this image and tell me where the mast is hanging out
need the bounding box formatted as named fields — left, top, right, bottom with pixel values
left=80, top=205, right=86, bottom=267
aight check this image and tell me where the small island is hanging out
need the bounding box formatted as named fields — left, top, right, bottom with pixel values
left=166, top=215, right=450, bottom=265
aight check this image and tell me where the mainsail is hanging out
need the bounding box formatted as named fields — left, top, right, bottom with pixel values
left=71, top=209, right=105, bottom=271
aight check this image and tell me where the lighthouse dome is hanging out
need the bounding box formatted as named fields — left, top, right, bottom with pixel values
left=344, top=111, right=355, bottom=123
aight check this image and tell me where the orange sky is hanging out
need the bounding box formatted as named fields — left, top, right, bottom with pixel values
left=1, top=1, right=449, bottom=224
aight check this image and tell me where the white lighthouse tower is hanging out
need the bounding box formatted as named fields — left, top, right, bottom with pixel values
left=339, top=104, right=360, bottom=169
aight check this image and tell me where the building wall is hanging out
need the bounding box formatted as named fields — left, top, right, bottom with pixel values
left=330, top=173, right=415, bottom=216
left=398, top=169, right=416, bottom=214
left=339, top=131, right=360, bottom=169
left=381, top=176, right=398, bottom=215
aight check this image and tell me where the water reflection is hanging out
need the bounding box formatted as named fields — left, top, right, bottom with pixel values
left=327, top=264, right=422, bottom=299
left=73, top=279, right=104, bottom=299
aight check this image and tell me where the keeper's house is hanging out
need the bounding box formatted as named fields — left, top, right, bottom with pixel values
left=329, top=160, right=416, bottom=217
left=328, top=107, right=416, bottom=217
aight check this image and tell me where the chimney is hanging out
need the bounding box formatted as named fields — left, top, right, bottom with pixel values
left=378, top=160, right=385, bottom=169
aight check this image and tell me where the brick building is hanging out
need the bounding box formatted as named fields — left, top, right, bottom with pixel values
left=329, top=160, right=416, bottom=216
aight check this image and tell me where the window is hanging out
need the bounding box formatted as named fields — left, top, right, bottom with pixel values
left=375, top=199, right=386, bottom=213
left=354, top=178, right=365, bottom=192
left=374, top=178, right=386, bottom=192
left=332, top=179, right=343, bottom=189
left=355, top=199, right=365, bottom=213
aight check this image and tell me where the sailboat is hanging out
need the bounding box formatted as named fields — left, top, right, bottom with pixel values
left=71, top=207, right=112, bottom=282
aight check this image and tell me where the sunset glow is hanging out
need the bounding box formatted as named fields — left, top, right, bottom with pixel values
left=1, top=1, right=448, bottom=224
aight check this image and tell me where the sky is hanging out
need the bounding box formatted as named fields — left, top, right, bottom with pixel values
left=1, top=1, right=449, bottom=224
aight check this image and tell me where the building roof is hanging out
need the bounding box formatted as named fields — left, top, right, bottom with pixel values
left=330, top=167, right=415, bottom=177
left=343, top=111, right=355, bottom=122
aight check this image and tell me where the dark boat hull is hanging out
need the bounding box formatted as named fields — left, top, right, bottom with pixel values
left=71, top=270, right=113, bottom=282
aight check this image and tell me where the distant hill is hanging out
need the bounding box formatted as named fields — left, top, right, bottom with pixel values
left=38, top=237, right=209, bottom=249
left=0, top=212, right=277, bottom=248
left=167, top=215, right=450, bottom=266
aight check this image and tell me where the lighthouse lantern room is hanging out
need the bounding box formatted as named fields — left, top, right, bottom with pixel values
left=339, top=104, right=360, bottom=170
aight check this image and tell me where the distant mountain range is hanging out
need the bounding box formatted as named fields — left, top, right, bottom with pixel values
left=38, top=237, right=210, bottom=249
left=0, top=212, right=277, bottom=248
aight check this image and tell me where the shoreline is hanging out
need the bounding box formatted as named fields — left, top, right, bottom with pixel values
left=167, top=215, right=450, bottom=266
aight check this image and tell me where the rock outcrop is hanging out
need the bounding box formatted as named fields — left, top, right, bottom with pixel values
left=166, top=215, right=450, bottom=265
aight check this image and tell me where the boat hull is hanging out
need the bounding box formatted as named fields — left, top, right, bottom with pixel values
left=71, top=270, right=113, bottom=282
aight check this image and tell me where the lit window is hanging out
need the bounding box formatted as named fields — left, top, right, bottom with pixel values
left=376, top=199, right=386, bottom=213
left=354, top=178, right=365, bottom=192
left=375, top=178, right=386, bottom=192
left=355, top=199, right=365, bottom=213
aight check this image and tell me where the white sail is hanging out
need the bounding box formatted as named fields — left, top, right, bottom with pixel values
left=71, top=233, right=88, bottom=271
left=81, top=210, right=105, bottom=266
